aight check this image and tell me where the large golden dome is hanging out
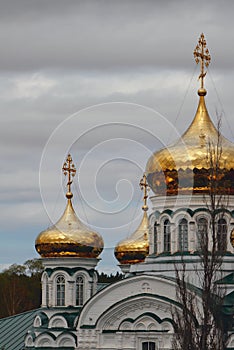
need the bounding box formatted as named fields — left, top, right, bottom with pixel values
left=146, top=34, right=234, bottom=196
left=146, top=89, right=234, bottom=196
left=35, top=154, right=104, bottom=258
left=114, top=174, right=149, bottom=265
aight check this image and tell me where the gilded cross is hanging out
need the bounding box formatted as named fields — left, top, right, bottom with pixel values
left=194, top=33, right=211, bottom=89
left=62, top=154, right=76, bottom=197
left=139, top=173, right=149, bottom=211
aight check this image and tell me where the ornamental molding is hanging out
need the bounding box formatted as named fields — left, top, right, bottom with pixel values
left=98, top=297, right=172, bottom=331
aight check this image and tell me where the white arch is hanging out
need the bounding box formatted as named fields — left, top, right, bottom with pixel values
left=56, top=333, right=76, bottom=347
left=161, top=320, right=173, bottom=332
left=35, top=333, right=55, bottom=347
left=48, top=315, right=68, bottom=328
left=159, top=214, right=171, bottom=226
left=33, top=315, right=42, bottom=328
left=134, top=322, right=146, bottom=331
left=119, top=321, right=132, bottom=331
left=173, top=211, right=191, bottom=224
left=24, top=334, right=34, bottom=347
left=135, top=315, right=156, bottom=331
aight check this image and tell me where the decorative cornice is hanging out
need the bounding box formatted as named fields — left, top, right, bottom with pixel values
left=45, top=266, right=95, bottom=278
left=154, top=207, right=233, bottom=219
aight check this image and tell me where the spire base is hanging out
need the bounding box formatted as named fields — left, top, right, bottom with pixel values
left=66, top=192, right=73, bottom=199
left=198, top=88, right=207, bottom=96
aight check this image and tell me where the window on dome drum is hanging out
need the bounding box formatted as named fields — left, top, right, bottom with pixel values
left=56, top=275, right=65, bottom=306
left=164, top=219, right=171, bottom=253
left=142, top=341, right=156, bottom=350
left=76, top=275, right=84, bottom=306
left=154, top=222, right=157, bottom=254
left=197, top=218, right=208, bottom=249
left=178, top=218, right=188, bottom=251
left=217, top=218, right=227, bottom=252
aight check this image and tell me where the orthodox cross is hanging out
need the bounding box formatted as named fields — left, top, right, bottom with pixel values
left=139, top=173, right=149, bottom=211
left=62, top=154, right=76, bottom=198
left=193, top=33, right=211, bottom=89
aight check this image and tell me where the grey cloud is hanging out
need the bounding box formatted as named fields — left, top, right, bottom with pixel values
left=0, top=1, right=234, bottom=270
left=0, top=1, right=233, bottom=71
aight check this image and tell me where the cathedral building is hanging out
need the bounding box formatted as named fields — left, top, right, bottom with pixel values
left=0, top=34, right=234, bottom=350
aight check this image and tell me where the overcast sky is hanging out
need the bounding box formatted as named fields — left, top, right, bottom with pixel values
left=0, top=0, right=234, bottom=273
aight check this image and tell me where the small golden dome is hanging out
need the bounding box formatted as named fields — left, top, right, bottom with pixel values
left=35, top=199, right=104, bottom=258
left=114, top=174, right=149, bottom=265
left=35, top=154, right=104, bottom=258
left=114, top=211, right=149, bottom=265
left=146, top=34, right=234, bottom=196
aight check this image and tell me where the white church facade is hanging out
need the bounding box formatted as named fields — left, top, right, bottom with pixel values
left=23, top=34, right=234, bottom=350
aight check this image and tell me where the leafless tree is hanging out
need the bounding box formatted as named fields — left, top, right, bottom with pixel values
left=172, top=118, right=228, bottom=350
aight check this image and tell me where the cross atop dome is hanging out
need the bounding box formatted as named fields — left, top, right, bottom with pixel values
left=194, top=33, right=211, bottom=92
left=62, top=154, right=76, bottom=199
left=140, top=173, right=149, bottom=212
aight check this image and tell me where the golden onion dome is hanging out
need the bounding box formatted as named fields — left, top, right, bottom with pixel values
left=114, top=174, right=149, bottom=265
left=35, top=154, right=104, bottom=258
left=114, top=211, right=149, bottom=265
left=146, top=34, right=234, bottom=196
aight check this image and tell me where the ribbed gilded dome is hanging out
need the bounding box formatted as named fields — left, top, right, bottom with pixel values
left=35, top=154, right=104, bottom=258
left=146, top=90, right=234, bottom=196
left=146, top=34, right=234, bottom=196
left=114, top=174, right=149, bottom=265
left=114, top=211, right=149, bottom=265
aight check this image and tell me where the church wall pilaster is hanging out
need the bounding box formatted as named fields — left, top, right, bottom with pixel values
left=67, top=280, right=75, bottom=306
left=189, top=221, right=196, bottom=252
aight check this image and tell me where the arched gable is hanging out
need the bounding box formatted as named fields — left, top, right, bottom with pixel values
left=34, top=332, right=56, bottom=347
left=56, top=332, right=77, bottom=347
left=48, top=314, right=68, bottom=328
left=96, top=295, right=175, bottom=331
left=33, top=312, right=49, bottom=328
left=77, top=275, right=202, bottom=329
left=24, top=332, right=36, bottom=347
left=118, top=312, right=174, bottom=332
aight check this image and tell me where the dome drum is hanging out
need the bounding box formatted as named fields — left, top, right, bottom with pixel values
left=147, top=167, right=234, bottom=196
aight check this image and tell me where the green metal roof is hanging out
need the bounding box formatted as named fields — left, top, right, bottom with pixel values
left=216, top=272, right=234, bottom=285
left=223, top=291, right=234, bottom=315
left=97, top=283, right=109, bottom=291
left=0, top=309, right=38, bottom=350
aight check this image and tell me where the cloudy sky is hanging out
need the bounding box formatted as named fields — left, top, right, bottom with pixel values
left=0, top=0, right=234, bottom=273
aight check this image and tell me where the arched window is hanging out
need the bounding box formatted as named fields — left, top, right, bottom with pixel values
left=197, top=218, right=208, bottom=249
left=178, top=218, right=188, bottom=251
left=76, top=275, right=84, bottom=306
left=217, top=218, right=227, bottom=251
left=154, top=222, right=157, bottom=254
left=56, top=275, right=65, bottom=306
left=164, top=219, right=171, bottom=253
left=142, top=342, right=156, bottom=350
